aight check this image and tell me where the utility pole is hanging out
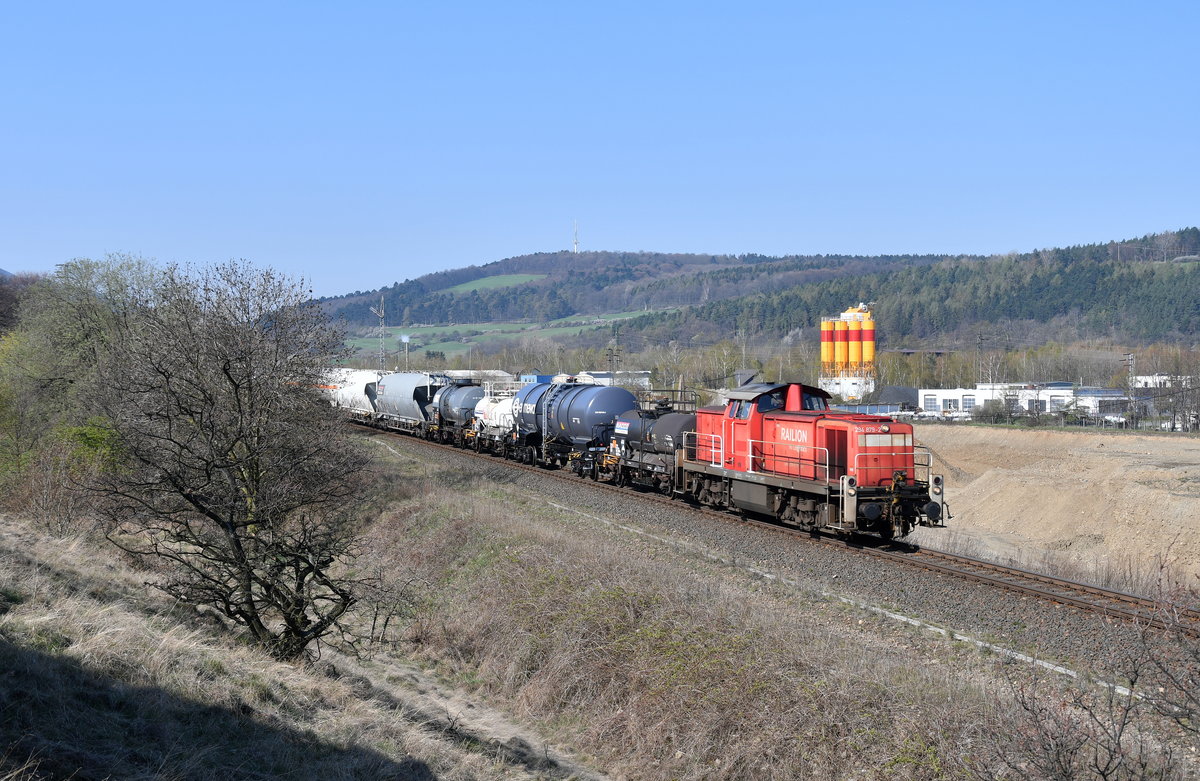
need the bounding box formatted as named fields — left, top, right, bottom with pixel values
left=606, top=344, right=622, bottom=381
left=976, top=331, right=984, bottom=386
left=369, top=296, right=386, bottom=372
left=1124, top=352, right=1136, bottom=422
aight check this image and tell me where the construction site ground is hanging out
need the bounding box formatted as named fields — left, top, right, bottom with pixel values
left=910, top=424, right=1200, bottom=588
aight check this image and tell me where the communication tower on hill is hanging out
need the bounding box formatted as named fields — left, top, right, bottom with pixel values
left=573, top=220, right=580, bottom=254
left=818, top=303, right=877, bottom=402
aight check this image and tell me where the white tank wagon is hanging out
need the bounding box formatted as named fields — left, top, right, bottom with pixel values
left=320, top=368, right=385, bottom=419
left=471, top=393, right=519, bottom=454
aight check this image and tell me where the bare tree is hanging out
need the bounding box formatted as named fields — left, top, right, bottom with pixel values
left=980, top=661, right=1179, bottom=780
left=85, top=261, right=369, bottom=661
left=1130, top=579, right=1200, bottom=739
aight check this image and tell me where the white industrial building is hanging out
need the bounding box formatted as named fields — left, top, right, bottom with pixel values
left=916, top=382, right=1133, bottom=418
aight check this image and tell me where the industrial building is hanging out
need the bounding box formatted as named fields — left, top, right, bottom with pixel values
left=916, top=382, right=1146, bottom=420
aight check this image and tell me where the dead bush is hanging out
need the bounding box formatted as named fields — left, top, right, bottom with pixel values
left=1, top=439, right=98, bottom=537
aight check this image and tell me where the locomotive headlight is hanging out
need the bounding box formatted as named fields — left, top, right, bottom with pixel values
left=847, top=488, right=857, bottom=497
left=932, top=486, right=942, bottom=495
left=880, top=425, right=890, bottom=433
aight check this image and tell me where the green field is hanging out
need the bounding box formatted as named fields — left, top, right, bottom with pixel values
left=344, top=309, right=677, bottom=362
left=441, top=274, right=547, bottom=294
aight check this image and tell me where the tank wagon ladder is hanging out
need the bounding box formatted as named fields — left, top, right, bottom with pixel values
left=540, top=382, right=571, bottom=465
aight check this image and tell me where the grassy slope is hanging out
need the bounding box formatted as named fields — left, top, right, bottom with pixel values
left=442, top=274, right=548, bottom=294
left=0, top=517, right=585, bottom=780
left=344, top=310, right=667, bottom=359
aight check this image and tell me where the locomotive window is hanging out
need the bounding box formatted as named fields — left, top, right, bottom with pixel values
left=737, top=401, right=752, bottom=419
left=757, top=391, right=784, bottom=412
left=802, top=393, right=826, bottom=411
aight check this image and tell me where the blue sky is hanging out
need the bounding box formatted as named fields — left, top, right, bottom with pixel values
left=2, top=2, right=1196, bottom=297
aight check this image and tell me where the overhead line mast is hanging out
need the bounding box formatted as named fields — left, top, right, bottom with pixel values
left=369, top=295, right=386, bottom=372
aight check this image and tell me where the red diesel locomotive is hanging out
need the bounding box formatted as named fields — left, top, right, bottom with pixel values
left=613, top=382, right=947, bottom=539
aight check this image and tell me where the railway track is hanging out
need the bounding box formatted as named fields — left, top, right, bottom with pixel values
left=365, top=425, right=1200, bottom=638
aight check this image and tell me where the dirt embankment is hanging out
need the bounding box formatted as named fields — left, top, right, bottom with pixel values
left=913, top=425, right=1200, bottom=583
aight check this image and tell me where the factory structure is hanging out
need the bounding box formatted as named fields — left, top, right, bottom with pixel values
left=818, top=303, right=876, bottom=402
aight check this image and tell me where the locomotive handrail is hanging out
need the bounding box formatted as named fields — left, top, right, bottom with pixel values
left=850, top=447, right=934, bottom=486
left=753, top=439, right=830, bottom=482
left=684, top=431, right=724, bottom=466
left=683, top=431, right=835, bottom=484
left=747, top=439, right=832, bottom=483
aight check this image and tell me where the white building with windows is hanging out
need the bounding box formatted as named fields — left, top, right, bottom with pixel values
left=916, top=382, right=1133, bottom=418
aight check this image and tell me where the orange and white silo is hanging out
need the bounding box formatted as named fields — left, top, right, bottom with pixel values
left=862, top=315, right=876, bottom=366
left=848, top=319, right=862, bottom=369
left=833, top=320, right=848, bottom=368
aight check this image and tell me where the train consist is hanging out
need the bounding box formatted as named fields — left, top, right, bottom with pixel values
left=323, top=370, right=948, bottom=539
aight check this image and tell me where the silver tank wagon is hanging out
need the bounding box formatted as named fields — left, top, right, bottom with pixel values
left=374, top=372, right=449, bottom=429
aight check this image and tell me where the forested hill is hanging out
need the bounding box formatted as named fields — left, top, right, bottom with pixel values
left=322, top=250, right=970, bottom=326
left=619, top=228, right=1200, bottom=346
left=322, top=228, right=1200, bottom=346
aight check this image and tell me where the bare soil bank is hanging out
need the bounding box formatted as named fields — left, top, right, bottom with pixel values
left=912, top=424, right=1200, bottom=583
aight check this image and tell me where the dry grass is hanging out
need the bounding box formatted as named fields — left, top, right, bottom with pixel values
left=360, top=473, right=1008, bottom=779
left=0, top=513, right=534, bottom=781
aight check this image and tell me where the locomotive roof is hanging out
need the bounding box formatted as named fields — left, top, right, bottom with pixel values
left=726, top=382, right=788, bottom=400
left=725, top=382, right=831, bottom=401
